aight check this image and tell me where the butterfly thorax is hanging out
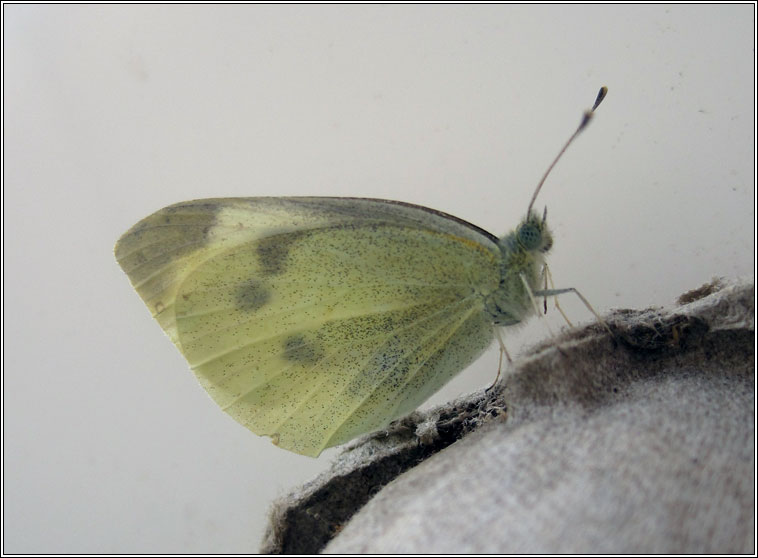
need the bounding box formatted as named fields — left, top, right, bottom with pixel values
left=483, top=211, right=553, bottom=326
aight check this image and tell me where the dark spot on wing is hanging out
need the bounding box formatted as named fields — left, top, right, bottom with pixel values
left=256, top=231, right=307, bottom=275
left=283, top=333, right=324, bottom=364
left=235, top=279, right=270, bottom=312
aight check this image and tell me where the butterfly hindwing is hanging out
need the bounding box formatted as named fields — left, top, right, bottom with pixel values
left=116, top=198, right=502, bottom=456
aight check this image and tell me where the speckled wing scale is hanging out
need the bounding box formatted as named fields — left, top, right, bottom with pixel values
left=115, top=198, right=506, bottom=456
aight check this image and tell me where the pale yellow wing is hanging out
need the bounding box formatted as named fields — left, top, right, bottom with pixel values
left=115, top=198, right=502, bottom=456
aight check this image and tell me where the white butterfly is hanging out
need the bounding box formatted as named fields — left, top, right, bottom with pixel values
left=115, top=88, right=607, bottom=457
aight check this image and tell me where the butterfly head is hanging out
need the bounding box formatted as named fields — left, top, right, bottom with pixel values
left=515, top=207, right=553, bottom=254
left=488, top=208, right=553, bottom=325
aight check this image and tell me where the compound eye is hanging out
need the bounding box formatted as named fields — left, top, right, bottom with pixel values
left=517, top=223, right=541, bottom=250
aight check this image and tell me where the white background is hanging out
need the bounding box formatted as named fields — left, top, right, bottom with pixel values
left=4, top=5, right=754, bottom=553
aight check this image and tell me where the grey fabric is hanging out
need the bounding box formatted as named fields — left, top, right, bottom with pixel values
left=262, top=279, right=754, bottom=554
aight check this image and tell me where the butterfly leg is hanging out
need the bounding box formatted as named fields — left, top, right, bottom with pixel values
left=520, top=273, right=557, bottom=337
left=532, top=284, right=613, bottom=336
left=542, top=263, right=574, bottom=327
left=487, top=329, right=513, bottom=391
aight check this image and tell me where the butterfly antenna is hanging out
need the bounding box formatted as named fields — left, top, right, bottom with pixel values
left=526, top=86, right=608, bottom=217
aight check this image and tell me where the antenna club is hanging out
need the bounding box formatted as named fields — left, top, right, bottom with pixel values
left=593, top=86, right=608, bottom=111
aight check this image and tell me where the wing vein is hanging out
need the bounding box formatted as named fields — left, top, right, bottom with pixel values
left=220, top=293, right=476, bottom=433
left=281, top=294, right=479, bottom=452
left=190, top=292, right=450, bottom=369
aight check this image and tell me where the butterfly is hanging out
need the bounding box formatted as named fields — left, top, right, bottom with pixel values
left=115, top=87, right=607, bottom=457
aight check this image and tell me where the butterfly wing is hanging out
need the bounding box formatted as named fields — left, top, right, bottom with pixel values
left=115, top=198, right=502, bottom=456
